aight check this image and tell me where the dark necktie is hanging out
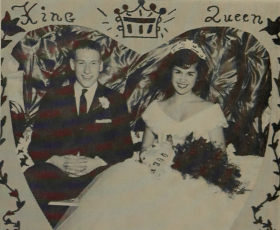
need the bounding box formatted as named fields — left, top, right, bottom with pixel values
left=79, top=89, right=88, bottom=115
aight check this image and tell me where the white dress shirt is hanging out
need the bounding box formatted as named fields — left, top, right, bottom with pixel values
left=74, top=81, right=98, bottom=115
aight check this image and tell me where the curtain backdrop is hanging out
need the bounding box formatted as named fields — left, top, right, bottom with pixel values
left=10, top=25, right=272, bottom=157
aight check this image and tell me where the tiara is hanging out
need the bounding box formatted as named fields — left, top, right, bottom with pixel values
left=170, top=39, right=206, bottom=60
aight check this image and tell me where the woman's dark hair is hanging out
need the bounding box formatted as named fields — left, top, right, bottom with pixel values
left=158, top=48, right=210, bottom=99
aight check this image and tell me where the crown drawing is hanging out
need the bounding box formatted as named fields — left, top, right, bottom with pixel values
left=114, top=0, right=166, bottom=38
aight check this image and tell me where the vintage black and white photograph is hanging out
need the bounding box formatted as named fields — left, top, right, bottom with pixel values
left=5, top=24, right=271, bottom=229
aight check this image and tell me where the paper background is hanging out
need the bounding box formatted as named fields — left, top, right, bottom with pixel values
left=1, top=0, right=280, bottom=229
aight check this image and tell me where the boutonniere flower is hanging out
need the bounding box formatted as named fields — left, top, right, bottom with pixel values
left=99, top=97, right=110, bottom=109
left=92, top=96, right=110, bottom=112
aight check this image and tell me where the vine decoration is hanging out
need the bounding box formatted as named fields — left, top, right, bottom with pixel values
left=251, top=77, right=280, bottom=230
left=0, top=160, right=25, bottom=229
left=1, top=11, right=25, bottom=49
left=1, top=11, right=26, bottom=230
left=0, top=7, right=279, bottom=230
left=260, top=16, right=280, bottom=45
left=1, top=58, right=7, bottom=145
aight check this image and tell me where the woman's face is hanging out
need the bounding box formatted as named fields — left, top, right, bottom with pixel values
left=171, top=64, right=198, bottom=95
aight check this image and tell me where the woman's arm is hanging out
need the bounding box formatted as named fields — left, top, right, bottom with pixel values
left=140, top=127, right=156, bottom=153
left=209, top=126, right=226, bottom=151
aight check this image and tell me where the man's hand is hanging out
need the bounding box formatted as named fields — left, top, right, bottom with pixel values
left=62, top=155, right=88, bottom=177
left=65, top=156, right=107, bottom=177
left=46, top=155, right=72, bottom=172
left=46, top=155, right=107, bottom=177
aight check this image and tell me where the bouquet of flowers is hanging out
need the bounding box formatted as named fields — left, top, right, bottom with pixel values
left=171, top=133, right=241, bottom=194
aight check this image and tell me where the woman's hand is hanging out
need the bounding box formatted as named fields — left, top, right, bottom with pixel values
left=140, top=143, right=175, bottom=178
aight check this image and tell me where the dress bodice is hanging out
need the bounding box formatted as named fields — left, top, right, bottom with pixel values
left=142, top=100, right=228, bottom=146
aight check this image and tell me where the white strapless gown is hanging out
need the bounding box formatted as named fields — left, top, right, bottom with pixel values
left=57, top=101, right=263, bottom=230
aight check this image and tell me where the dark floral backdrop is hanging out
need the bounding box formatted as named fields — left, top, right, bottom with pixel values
left=9, top=25, right=271, bottom=157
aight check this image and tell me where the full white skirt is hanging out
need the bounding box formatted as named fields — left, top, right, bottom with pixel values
left=57, top=153, right=263, bottom=230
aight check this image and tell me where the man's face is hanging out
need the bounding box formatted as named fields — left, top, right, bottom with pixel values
left=70, top=48, right=103, bottom=88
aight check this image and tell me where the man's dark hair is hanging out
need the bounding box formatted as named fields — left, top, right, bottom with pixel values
left=71, top=40, right=102, bottom=59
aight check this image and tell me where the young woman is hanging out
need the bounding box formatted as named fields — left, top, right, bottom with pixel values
left=141, top=47, right=226, bottom=153
left=57, top=40, right=260, bottom=230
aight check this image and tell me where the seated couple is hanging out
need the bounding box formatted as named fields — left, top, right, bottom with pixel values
left=26, top=39, right=258, bottom=230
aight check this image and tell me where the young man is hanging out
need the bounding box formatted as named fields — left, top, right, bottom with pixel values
left=25, top=40, right=133, bottom=226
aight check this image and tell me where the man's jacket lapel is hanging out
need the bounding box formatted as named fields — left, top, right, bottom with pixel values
left=88, top=83, right=111, bottom=121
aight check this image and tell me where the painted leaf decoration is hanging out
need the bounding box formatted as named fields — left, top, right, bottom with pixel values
left=267, top=193, right=273, bottom=201
left=267, top=219, right=272, bottom=225
left=9, top=189, right=19, bottom=198
left=6, top=210, right=15, bottom=216
left=0, top=173, right=8, bottom=184
left=1, top=95, right=7, bottom=106
left=263, top=219, right=272, bottom=227
left=260, top=17, right=280, bottom=35
left=272, top=38, right=280, bottom=45
left=0, top=138, right=6, bottom=145
left=1, top=39, right=12, bottom=49
left=1, top=116, right=6, bottom=127
left=16, top=200, right=25, bottom=209
left=269, top=140, right=278, bottom=150
left=274, top=78, right=280, bottom=88
left=4, top=218, right=12, bottom=225
left=251, top=205, right=260, bottom=213
left=1, top=75, right=7, bottom=87
left=272, top=122, right=280, bottom=132
left=1, top=11, right=25, bottom=36
left=14, top=221, right=20, bottom=228
left=273, top=157, right=280, bottom=164
left=2, top=11, right=11, bottom=22
left=0, top=160, right=3, bottom=170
